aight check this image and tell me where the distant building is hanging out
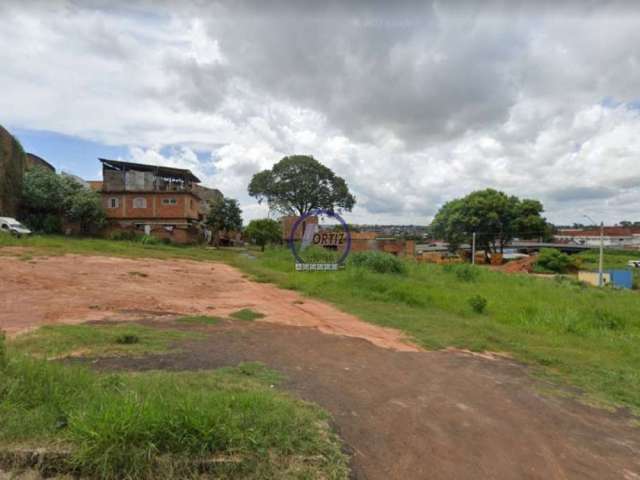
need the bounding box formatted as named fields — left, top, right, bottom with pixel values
left=96, top=159, right=203, bottom=244
left=555, top=227, right=640, bottom=249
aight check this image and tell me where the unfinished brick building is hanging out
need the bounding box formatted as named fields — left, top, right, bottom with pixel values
left=95, top=159, right=202, bottom=244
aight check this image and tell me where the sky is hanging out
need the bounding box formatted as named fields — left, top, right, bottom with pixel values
left=2, top=1, right=640, bottom=226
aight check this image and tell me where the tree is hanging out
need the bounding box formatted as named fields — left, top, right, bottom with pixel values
left=21, top=167, right=105, bottom=234
left=245, top=218, right=282, bottom=251
left=431, top=188, right=547, bottom=258
left=65, top=188, right=106, bottom=234
left=206, top=197, right=243, bottom=245
left=248, top=155, right=356, bottom=216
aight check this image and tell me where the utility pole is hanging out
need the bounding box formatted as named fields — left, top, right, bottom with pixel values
left=598, top=221, right=604, bottom=287
left=471, top=232, right=476, bottom=265
left=583, top=215, right=605, bottom=288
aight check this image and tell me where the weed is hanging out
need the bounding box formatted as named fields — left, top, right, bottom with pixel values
left=349, top=251, right=407, bottom=274
left=127, top=271, right=148, bottom=278
left=230, top=308, right=266, bottom=321
left=592, top=310, right=626, bottom=331
left=453, top=264, right=480, bottom=282
left=115, top=334, right=140, bottom=345
left=0, top=330, right=6, bottom=370
left=468, top=295, right=487, bottom=313
left=0, top=352, right=348, bottom=479
left=10, top=324, right=195, bottom=358
left=176, top=315, right=222, bottom=325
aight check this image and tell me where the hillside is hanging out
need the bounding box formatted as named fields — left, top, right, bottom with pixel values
left=0, top=125, right=26, bottom=217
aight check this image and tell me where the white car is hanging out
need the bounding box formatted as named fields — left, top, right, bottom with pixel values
left=0, top=217, right=32, bottom=236
left=628, top=260, right=640, bottom=268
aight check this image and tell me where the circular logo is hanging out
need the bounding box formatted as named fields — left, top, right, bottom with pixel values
left=288, top=209, right=351, bottom=268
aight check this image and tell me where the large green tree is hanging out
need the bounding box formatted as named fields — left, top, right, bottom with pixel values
left=248, top=155, right=355, bottom=216
left=21, top=167, right=105, bottom=234
left=431, top=188, right=547, bottom=256
left=244, top=218, right=282, bottom=251
left=206, top=197, right=243, bottom=245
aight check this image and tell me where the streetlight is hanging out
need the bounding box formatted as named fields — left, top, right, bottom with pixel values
left=583, top=215, right=604, bottom=287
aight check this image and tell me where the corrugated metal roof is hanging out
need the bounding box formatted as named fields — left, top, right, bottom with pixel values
left=99, top=158, right=201, bottom=183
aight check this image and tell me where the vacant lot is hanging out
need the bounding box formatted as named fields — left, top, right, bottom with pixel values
left=0, top=254, right=415, bottom=351
left=1, top=239, right=640, bottom=478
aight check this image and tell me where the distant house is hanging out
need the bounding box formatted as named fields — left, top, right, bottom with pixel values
left=555, top=227, right=640, bottom=249
left=95, top=159, right=203, bottom=244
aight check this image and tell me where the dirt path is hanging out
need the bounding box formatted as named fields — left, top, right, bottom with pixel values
left=0, top=255, right=416, bottom=351
left=85, top=319, right=640, bottom=480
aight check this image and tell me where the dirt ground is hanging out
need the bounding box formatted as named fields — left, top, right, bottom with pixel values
left=0, top=254, right=417, bottom=351
left=2, top=254, right=640, bottom=479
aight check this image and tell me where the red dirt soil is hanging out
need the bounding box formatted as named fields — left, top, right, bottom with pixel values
left=498, top=255, right=536, bottom=273
left=0, top=255, right=418, bottom=351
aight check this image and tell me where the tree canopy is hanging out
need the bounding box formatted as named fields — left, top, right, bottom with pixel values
left=206, top=197, right=243, bottom=233
left=244, top=218, right=282, bottom=251
left=248, top=155, right=355, bottom=216
left=21, top=167, right=105, bottom=234
left=430, top=188, right=548, bottom=255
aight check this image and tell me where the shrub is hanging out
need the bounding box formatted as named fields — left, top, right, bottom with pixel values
left=536, top=249, right=577, bottom=273
left=348, top=251, right=407, bottom=274
left=468, top=295, right=488, bottom=314
left=140, top=235, right=160, bottom=245
left=448, top=264, right=480, bottom=282
left=115, top=334, right=140, bottom=345
left=0, top=331, right=6, bottom=370
left=591, top=310, right=626, bottom=331
left=230, top=308, right=265, bottom=321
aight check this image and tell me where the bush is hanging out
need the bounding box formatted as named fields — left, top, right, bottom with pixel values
left=468, top=295, right=488, bottom=314
left=348, top=251, right=407, bottom=274
left=536, top=249, right=577, bottom=274
left=0, top=331, right=6, bottom=370
left=115, top=334, right=140, bottom=345
left=445, top=264, right=480, bottom=282
left=109, top=230, right=139, bottom=242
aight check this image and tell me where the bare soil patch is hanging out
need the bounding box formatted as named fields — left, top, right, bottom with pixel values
left=0, top=254, right=417, bottom=351
left=80, top=319, right=640, bottom=480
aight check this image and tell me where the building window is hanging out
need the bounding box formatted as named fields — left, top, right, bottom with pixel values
left=162, top=198, right=177, bottom=205
left=108, top=197, right=120, bottom=209
left=133, top=197, right=147, bottom=209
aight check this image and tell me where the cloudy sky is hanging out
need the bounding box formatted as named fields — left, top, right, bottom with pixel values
left=2, top=1, right=640, bottom=225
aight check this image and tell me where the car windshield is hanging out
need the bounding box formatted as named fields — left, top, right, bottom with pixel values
left=10, top=223, right=25, bottom=229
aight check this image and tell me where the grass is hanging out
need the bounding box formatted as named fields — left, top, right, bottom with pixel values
left=576, top=248, right=640, bottom=270
left=9, top=323, right=196, bottom=359
left=0, top=234, right=230, bottom=263
left=230, top=247, right=640, bottom=412
left=176, top=315, right=223, bottom=326
left=0, top=328, right=348, bottom=479
left=230, top=309, right=266, bottom=321
left=3, top=236, right=640, bottom=412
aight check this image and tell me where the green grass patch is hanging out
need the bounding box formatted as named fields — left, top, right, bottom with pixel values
left=10, top=323, right=195, bottom=359
left=0, top=234, right=230, bottom=263
left=0, top=350, right=348, bottom=479
left=175, top=315, right=223, bottom=326
left=230, top=309, right=266, bottom=321
left=229, top=247, right=640, bottom=412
